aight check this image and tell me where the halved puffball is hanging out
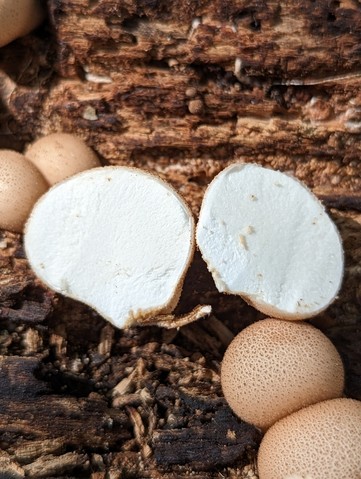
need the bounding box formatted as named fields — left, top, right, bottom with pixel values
left=0, top=0, right=44, bottom=48
left=258, top=398, right=361, bottom=479
left=24, top=166, right=195, bottom=328
left=221, top=318, right=344, bottom=430
left=196, top=163, right=344, bottom=320
left=25, top=133, right=101, bottom=185
left=0, top=150, right=48, bottom=233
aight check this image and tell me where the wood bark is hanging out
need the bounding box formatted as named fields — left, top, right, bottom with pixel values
left=0, top=0, right=360, bottom=477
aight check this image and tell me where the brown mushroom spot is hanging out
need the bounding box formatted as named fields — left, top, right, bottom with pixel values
left=221, top=318, right=344, bottom=430
left=258, top=398, right=361, bottom=479
left=0, top=150, right=48, bottom=233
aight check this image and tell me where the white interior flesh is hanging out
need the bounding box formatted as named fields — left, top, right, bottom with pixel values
left=196, top=163, right=343, bottom=319
left=25, top=167, right=194, bottom=328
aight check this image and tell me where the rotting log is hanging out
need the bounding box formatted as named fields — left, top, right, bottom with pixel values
left=0, top=0, right=360, bottom=477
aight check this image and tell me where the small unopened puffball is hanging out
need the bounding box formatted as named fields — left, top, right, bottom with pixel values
left=0, top=0, right=44, bottom=48
left=221, top=318, right=344, bottom=430
left=258, top=398, right=361, bottom=479
left=25, top=133, right=100, bottom=185
left=0, top=150, right=48, bottom=233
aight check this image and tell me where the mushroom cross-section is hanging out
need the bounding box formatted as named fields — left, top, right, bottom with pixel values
left=24, top=166, right=195, bottom=329
left=196, top=163, right=344, bottom=320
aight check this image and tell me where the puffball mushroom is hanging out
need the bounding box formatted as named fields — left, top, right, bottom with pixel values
left=258, top=398, right=361, bottom=479
left=0, top=0, right=44, bottom=48
left=25, top=133, right=101, bottom=185
left=0, top=150, right=48, bottom=233
left=196, top=163, right=344, bottom=320
left=24, top=166, right=195, bottom=328
left=221, top=318, right=344, bottom=430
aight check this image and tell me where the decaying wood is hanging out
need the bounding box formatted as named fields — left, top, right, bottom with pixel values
left=1, top=2, right=361, bottom=195
left=152, top=404, right=260, bottom=470
left=48, top=0, right=361, bottom=81
left=0, top=0, right=360, bottom=477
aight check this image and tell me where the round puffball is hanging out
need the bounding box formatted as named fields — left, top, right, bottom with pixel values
left=25, top=133, right=101, bottom=185
left=221, top=318, right=344, bottom=430
left=0, top=0, right=44, bottom=48
left=0, top=150, right=48, bottom=233
left=258, top=398, right=361, bottom=479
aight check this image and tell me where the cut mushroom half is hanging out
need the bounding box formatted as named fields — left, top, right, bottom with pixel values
left=25, top=166, right=202, bottom=329
left=196, top=163, right=344, bottom=320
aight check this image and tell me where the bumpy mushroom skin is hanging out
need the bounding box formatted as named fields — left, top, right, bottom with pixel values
left=0, top=0, right=44, bottom=48
left=196, top=163, right=344, bottom=320
left=24, top=166, right=195, bottom=329
left=25, top=133, right=101, bottom=185
left=0, top=150, right=48, bottom=233
left=221, top=318, right=344, bottom=430
left=258, top=398, right=361, bottom=479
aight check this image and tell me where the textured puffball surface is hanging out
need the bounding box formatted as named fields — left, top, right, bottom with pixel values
left=258, top=398, right=361, bottom=479
left=196, top=163, right=344, bottom=319
left=221, top=318, right=344, bottom=430
left=24, top=167, right=195, bottom=328
left=0, top=0, right=44, bottom=47
left=0, top=150, right=48, bottom=233
left=25, top=133, right=101, bottom=185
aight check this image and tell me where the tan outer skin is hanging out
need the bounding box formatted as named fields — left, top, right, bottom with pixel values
left=0, top=0, right=44, bottom=48
left=258, top=398, right=361, bottom=479
left=25, top=133, right=101, bottom=185
left=0, top=150, right=48, bottom=233
left=221, top=318, right=344, bottom=430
